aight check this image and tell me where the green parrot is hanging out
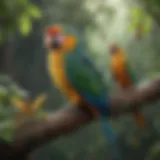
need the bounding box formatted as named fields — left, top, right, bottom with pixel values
left=44, top=24, right=122, bottom=160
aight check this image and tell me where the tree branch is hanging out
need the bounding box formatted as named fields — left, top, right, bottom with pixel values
left=1, top=77, right=160, bottom=159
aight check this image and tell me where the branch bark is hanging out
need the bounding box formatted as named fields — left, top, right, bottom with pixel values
left=2, top=77, right=160, bottom=159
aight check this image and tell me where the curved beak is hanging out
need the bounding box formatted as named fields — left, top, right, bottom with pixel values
left=51, top=36, right=63, bottom=49
left=44, top=34, right=64, bottom=50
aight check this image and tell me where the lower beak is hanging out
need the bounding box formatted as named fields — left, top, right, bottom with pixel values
left=51, top=41, right=61, bottom=49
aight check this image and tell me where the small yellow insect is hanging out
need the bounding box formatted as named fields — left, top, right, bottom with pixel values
left=11, top=93, right=47, bottom=114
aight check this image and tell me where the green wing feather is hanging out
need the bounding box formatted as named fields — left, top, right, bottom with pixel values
left=64, top=52, right=106, bottom=98
left=125, top=62, right=137, bottom=84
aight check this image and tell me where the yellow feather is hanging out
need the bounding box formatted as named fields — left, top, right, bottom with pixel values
left=47, top=50, right=81, bottom=104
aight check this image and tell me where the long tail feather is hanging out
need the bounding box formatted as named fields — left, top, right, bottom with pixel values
left=100, top=116, right=122, bottom=160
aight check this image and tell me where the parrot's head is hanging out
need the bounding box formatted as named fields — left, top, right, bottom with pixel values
left=44, top=24, right=77, bottom=53
left=108, top=43, right=119, bottom=55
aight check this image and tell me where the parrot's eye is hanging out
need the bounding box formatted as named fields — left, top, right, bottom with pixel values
left=51, top=35, right=64, bottom=49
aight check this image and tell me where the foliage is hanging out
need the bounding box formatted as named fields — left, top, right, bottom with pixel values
left=140, top=0, right=160, bottom=22
left=0, top=75, right=26, bottom=141
left=11, top=92, right=47, bottom=113
left=0, top=75, right=46, bottom=141
left=128, top=6, right=152, bottom=36
left=0, top=0, right=41, bottom=43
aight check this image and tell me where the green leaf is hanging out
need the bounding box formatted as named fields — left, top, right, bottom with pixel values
left=0, top=85, right=8, bottom=97
left=28, top=4, right=41, bottom=19
left=128, top=23, right=136, bottom=32
left=143, top=17, right=152, bottom=34
left=150, top=142, right=160, bottom=155
left=18, top=14, right=32, bottom=36
left=0, top=120, right=14, bottom=141
left=128, top=6, right=152, bottom=35
left=16, top=0, right=29, bottom=6
left=130, top=7, right=141, bottom=24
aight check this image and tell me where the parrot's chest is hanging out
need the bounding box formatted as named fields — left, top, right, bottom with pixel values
left=47, top=53, right=66, bottom=86
left=111, top=56, right=125, bottom=75
left=111, top=56, right=131, bottom=87
left=47, top=52, right=80, bottom=102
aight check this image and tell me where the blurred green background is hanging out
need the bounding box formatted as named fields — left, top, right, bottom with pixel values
left=0, top=0, right=160, bottom=159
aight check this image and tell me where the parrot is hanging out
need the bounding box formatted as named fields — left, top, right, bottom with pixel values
left=43, top=24, right=122, bottom=160
left=109, top=43, right=146, bottom=129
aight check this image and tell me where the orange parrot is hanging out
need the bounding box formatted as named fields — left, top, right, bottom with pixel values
left=109, top=43, right=146, bottom=129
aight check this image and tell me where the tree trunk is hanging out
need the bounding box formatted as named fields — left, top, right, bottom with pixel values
left=0, top=40, right=13, bottom=76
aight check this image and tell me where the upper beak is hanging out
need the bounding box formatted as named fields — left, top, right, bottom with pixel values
left=44, top=34, right=64, bottom=50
